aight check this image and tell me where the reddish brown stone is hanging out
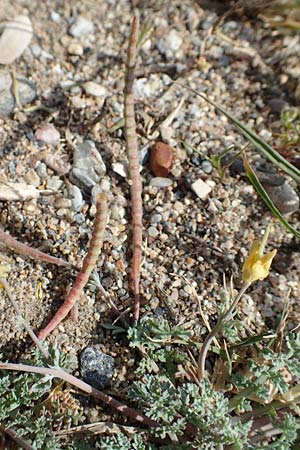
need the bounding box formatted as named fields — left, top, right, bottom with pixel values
left=149, top=141, right=174, bottom=177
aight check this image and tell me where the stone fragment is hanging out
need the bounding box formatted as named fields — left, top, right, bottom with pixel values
left=191, top=178, right=212, bottom=200
left=201, top=160, right=213, bottom=174
left=35, top=123, right=60, bottom=146
left=0, top=16, right=32, bottom=64
left=259, top=172, right=299, bottom=215
left=46, top=176, right=63, bottom=191
left=42, top=154, right=71, bottom=176
left=54, top=197, right=72, bottom=209
left=67, top=184, right=84, bottom=211
left=80, top=346, right=115, bottom=390
left=70, top=140, right=106, bottom=192
left=268, top=98, right=289, bottom=114
left=83, top=81, right=107, bottom=97
left=0, top=182, right=39, bottom=201
left=112, top=162, right=128, bottom=178
left=23, top=169, right=40, bottom=187
left=70, top=95, right=86, bottom=109
left=69, top=16, right=94, bottom=37
left=150, top=177, right=173, bottom=188
left=67, top=42, right=84, bottom=56
left=148, top=226, right=159, bottom=238
left=150, top=141, right=174, bottom=177
left=150, top=213, right=162, bottom=224
left=0, top=70, right=36, bottom=116
left=51, top=11, right=61, bottom=22
left=157, top=29, right=183, bottom=55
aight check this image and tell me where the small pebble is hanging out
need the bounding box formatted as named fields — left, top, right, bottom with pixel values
left=268, top=98, right=289, bottom=114
left=69, top=16, right=94, bottom=37
left=191, top=178, right=212, bottom=200
left=148, top=226, right=159, bottom=238
left=54, top=197, right=72, bottom=209
left=99, top=177, right=111, bottom=192
left=150, top=177, right=173, bottom=188
left=67, top=43, right=84, bottom=56
left=201, top=160, right=213, bottom=174
left=71, top=95, right=86, bottom=109
left=112, top=162, right=128, bottom=178
left=263, top=180, right=299, bottom=215
left=157, top=29, right=183, bottom=55
left=83, top=81, right=107, bottom=97
left=150, top=141, right=174, bottom=177
left=35, top=123, right=60, bottom=146
left=23, top=169, right=40, bottom=187
left=174, top=201, right=184, bottom=214
left=42, top=154, right=71, bottom=175
left=68, top=184, right=84, bottom=211
left=80, top=347, right=115, bottom=390
left=150, top=213, right=162, bottom=224
left=0, top=15, right=32, bottom=64
left=46, top=176, right=64, bottom=191
left=31, top=44, right=41, bottom=58
left=35, top=162, right=48, bottom=178
left=51, top=11, right=61, bottom=22
left=70, top=140, right=106, bottom=192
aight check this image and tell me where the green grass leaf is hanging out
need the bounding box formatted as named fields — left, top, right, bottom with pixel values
left=176, top=82, right=300, bottom=184
left=243, top=156, right=300, bottom=239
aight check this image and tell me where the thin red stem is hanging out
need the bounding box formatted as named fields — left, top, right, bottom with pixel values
left=38, top=193, right=108, bottom=340
left=0, top=228, right=70, bottom=267
left=124, top=16, right=143, bottom=323
left=0, top=362, right=158, bottom=428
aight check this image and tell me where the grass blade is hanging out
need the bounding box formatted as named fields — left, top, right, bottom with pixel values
left=243, top=155, right=300, bottom=239
left=176, top=82, right=300, bottom=184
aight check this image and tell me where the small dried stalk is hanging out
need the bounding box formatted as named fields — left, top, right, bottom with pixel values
left=38, top=193, right=108, bottom=340
left=0, top=424, right=35, bottom=450
left=124, top=16, right=143, bottom=323
left=0, top=228, right=70, bottom=267
left=0, top=276, right=49, bottom=359
left=0, top=362, right=158, bottom=428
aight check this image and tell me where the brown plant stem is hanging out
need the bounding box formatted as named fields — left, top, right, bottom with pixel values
left=0, top=424, right=35, bottom=450
left=0, top=362, right=158, bottom=428
left=124, top=16, right=143, bottom=324
left=0, top=228, right=70, bottom=267
left=38, top=193, right=108, bottom=340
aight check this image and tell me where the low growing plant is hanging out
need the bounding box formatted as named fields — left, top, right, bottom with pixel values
left=0, top=344, right=83, bottom=449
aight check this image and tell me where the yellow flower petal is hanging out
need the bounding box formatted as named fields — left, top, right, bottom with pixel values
left=242, top=233, right=276, bottom=284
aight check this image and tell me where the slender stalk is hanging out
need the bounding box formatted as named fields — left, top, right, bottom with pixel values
left=0, top=362, right=158, bottom=428
left=124, top=16, right=143, bottom=323
left=38, top=193, right=108, bottom=340
left=0, top=228, right=70, bottom=267
left=197, top=282, right=250, bottom=380
left=0, top=277, right=49, bottom=359
left=0, top=424, right=35, bottom=450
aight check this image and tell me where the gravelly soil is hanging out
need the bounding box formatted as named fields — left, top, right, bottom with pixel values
left=0, top=0, right=300, bottom=444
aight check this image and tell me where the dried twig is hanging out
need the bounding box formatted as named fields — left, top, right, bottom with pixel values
left=0, top=228, right=70, bottom=267
left=0, top=424, right=35, bottom=450
left=124, top=16, right=143, bottom=324
left=0, top=362, right=158, bottom=428
left=38, top=193, right=108, bottom=340
left=0, top=276, right=49, bottom=359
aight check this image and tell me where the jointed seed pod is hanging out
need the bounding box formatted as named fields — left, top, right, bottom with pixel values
left=38, top=193, right=108, bottom=340
left=124, top=16, right=143, bottom=324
